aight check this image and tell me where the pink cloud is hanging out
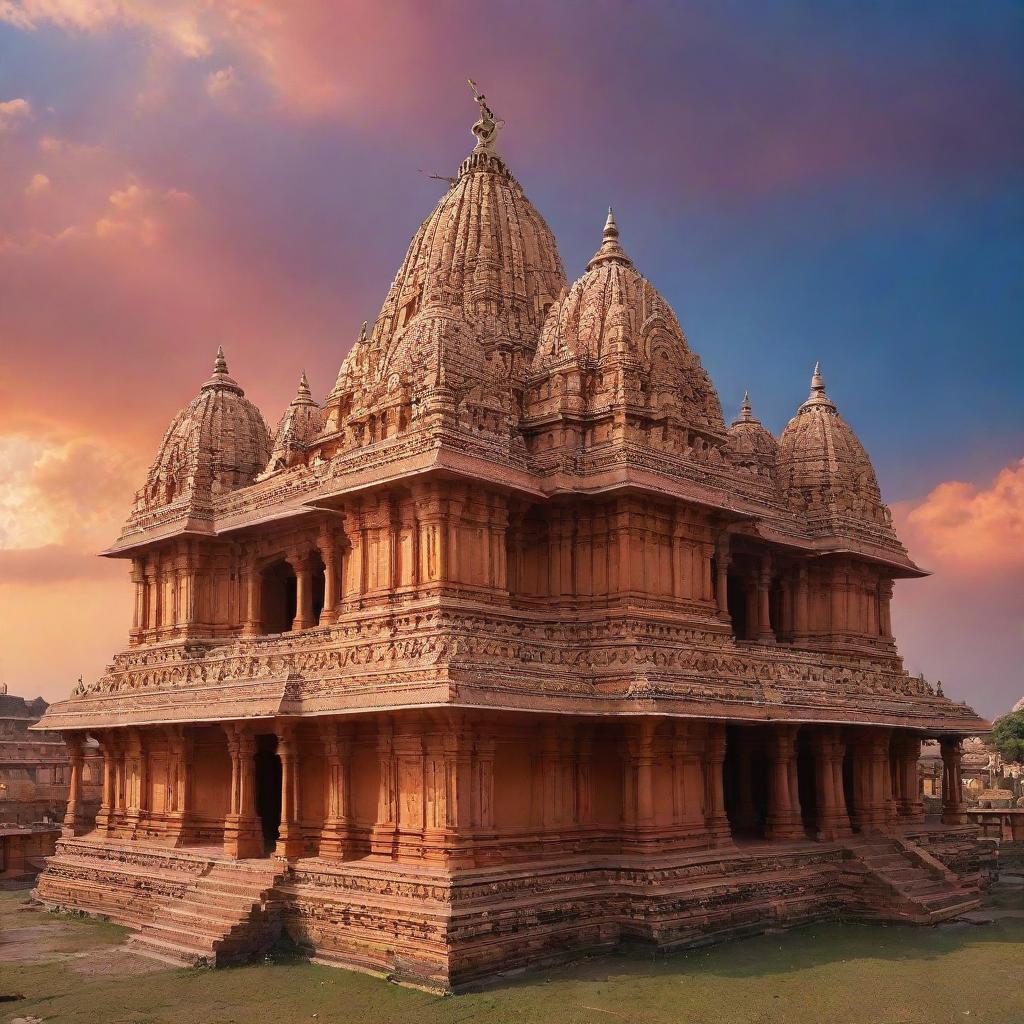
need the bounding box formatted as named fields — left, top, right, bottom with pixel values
left=0, top=97, right=33, bottom=131
left=894, top=458, right=1024, bottom=575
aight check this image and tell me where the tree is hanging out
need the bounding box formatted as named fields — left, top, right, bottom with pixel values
left=990, top=710, right=1024, bottom=764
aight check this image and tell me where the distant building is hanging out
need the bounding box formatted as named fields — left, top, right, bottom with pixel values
left=0, top=686, right=100, bottom=825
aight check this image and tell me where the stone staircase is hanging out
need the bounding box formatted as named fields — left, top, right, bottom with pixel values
left=126, top=858, right=287, bottom=967
left=844, top=836, right=982, bottom=924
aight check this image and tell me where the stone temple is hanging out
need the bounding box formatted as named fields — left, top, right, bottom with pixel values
left=35, top=90, right=991, bottom=990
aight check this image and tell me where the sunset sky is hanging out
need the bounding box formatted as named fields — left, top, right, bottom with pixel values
left=0, top=2, right=1021, bottom=719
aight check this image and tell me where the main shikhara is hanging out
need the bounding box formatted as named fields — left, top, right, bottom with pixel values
left=36, top=91, right=990, bottom=990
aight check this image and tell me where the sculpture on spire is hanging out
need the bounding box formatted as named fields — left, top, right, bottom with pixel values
left=467, top=79, right=501, bottom=152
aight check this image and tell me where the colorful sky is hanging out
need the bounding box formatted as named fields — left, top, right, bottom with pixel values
left=0, top=2, right=1021, bottom=720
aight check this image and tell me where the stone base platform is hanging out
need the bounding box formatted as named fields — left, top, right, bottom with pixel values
left=34, top=826, right=989, bottom=991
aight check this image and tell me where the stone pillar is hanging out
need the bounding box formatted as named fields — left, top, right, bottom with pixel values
left=276, top=725, right=304, bottom=858
left=830, top=563, right=847, bottom=639
left=223, top=725, right=261, bottom=858
left=242, top=556, right=262, bottom=636
left=894, top=734, right=924, bottom=820
left=96, top=733, right=115, bottom=831
left=371, top=720, right=398, bottom=857
left=765, top=725, right=803, bottom=840
left=129, top=561, right=145, bottom=645
left=878, top=580, right=893, bottom=638
left=472, top=727, right=496, bottom=834
left=319, top=721, right=353, bottom=859
left=319, top=527, right=338, bottom=625
left=811, top=727, right=851, bottom=840
left=703, top=722, right=732, bottom=846
left=633, top=718, right=657, bottom=831
left=940, top=736, right=965, bottom=825
left=849, top=730, right=888, bottom=834
left=61, top=733, right=90, bottom=837
left=757, top=556, right=775, bottom=644
left=123, top=728, right=147, bottom=832
left=794, top=563, right=810, bottom=642
left=715, top=534, right=731, bottom=619
left=672, top=721, right=709, bottom=846
left=442, top=714, right=476, bottom=866
left=164, top=726, right=194, bottom=846
left=291, top=554, right=314, bottom=631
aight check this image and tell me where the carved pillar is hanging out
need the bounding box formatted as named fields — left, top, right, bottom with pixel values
left=703, top=722, right=732, bottom=846
left=129, top=561, right=145, bottom=645
left=223, top=725, right=261, bottom=858
left=895, top=734, right=924, bottom=820
left=472, top=726, right=495, bottom=834
left=672, top=721, right=708, bottom=846
left=715, top=533, right=731, bottom=618
left=830, top=562, right=847, bottom=639
left=342, top=503, right=366, bottom=602
left=850, top=730, right=887, bottom=834
left=164, top=726, right=194, bottom=845
left=61, top=733, right=90, bottom=837
left=275, top=724, right=303, bottom=858
left=96, top=733, right=115, bottom=831
left=631, top=718, right=657, bottom=833
left=441, top=713, right=475, bottom=866
left=291, top=553, right=314, bottom=631
left=319, top=721, right=353, bottom=859
left=940, top=736, right=964, bottom=825
left=123, top=728, right=147, bottom=832
left=765, top=725, right=803, bottom=840
left=794, top=563, right=810, bottom=642
left=242, top=554, right=262, bottom=636
left=757, top=555, right=774, bottom=643
left=878, top=579, right=893, bottom=638
left=371, top=719, right=398, bottom=857
left=318, top=527, right=338, bottom=625
left=812, top=727, right=851, bottom=840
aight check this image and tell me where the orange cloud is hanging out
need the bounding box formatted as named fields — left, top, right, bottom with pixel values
left=894, top=458, right=1024, bottom=575
left=24, top=171, right=50, bottom=196
left=0, top=97, right=32, bottom=130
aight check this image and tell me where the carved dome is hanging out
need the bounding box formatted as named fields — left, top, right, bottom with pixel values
left=136, top=348, right=271, bottom=512
left=322, top=96, right=566, bottom=447
left=530, top=210, right=725, bottom=436
left=726, top=392, right=777, bottom=481
left=776, top=364, right=889, bottom=525
left=261, top=372, right=324, bottom=478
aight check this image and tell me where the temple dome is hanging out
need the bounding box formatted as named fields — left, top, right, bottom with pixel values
left=261, top=372, right=324, bottom=477
left=726, top=392, right=777, bottom=480
left=776, top=364, right=889, bottom=524
left=136, top=347, right=271, bottom=512
left=530, top=210, right=725, bottom=435
left=323, top=95, right=566, bottom=445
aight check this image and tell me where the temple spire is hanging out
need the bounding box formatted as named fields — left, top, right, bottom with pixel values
left=202, top=344, right=242, bottom=394
left=467, top=79, right=501, bottom=154
left=294, top=370, right=315, bottom=406
left=214, top=345, right=228, bottom=375
left=810, top=360, right=825, bottom=397
left=588, top=205, right=632, bottom=269
left=739, top=390, right=753, bottom=422
left=799, top=360, right=835, bottom=412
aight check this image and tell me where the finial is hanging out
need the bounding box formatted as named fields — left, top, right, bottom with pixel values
left=359, top=321, right=368, bottom=344
left=811, top=361, right=825, bottom=395
left=467, top=79, right=501, bottom=153
left=295, top=370, right=314, bottom=405
left=201, top=343, right=243, bottom=393
left=214, top=346, right=228, bottom=375
left=588, top=205, right=632, bottom=270
left=740, top=390, right=753, bottom=421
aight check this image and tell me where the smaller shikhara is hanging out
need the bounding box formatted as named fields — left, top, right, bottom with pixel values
left=35, top=89, right=989, bottom=991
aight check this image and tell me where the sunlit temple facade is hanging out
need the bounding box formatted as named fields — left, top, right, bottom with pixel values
left=36, top=91, right=990, bottom=990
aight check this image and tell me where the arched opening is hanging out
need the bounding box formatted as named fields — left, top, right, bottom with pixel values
left=260, top=559, right=296, bottom=634
left=254, top=734, right=282, bottom=856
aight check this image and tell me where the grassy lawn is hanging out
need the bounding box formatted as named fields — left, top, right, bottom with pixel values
left=0, top=886, right=1021, bottom=1024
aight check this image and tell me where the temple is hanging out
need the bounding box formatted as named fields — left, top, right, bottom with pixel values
left=34, top=89, right=991, bottom=990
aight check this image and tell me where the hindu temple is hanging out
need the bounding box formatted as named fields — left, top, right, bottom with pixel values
left=34, top=87, right=992, bottom=990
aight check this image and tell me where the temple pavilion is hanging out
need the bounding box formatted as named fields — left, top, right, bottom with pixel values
left=35, top=88, right=990, bottom=990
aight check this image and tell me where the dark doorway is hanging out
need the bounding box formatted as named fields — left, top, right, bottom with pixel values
left=254, top=735, right=282, bottom=855
left=796, top=729, right=817, bottom=836
left=727, top=574, right=748, bottom=641
left=260, top=559, right=297, bottom=634
left=310, top=551, right=326, bottom=625
left=842, top=745, right=857, bottom=831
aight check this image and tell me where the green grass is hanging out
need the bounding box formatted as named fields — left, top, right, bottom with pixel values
left=0, top=889, right=1021, bottom=1024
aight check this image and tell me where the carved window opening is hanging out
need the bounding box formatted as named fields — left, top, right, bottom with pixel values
left=260, top=559, right=296, bottom=635
left=796, top=729, right=817, bottom=835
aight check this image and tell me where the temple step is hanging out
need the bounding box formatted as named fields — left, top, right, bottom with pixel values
left=843, top=837, right=982, bottom=924
left=125, top=858, right=287, bottom=967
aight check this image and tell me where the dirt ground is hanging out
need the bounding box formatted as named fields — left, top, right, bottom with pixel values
left=1, top=876, right=1022, bottom=1024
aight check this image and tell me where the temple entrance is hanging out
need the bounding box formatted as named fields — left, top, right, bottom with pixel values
left=724, top=725, right=768, bottom=839
left=260, top=559, right=297, bottom=634
left=254, top=735, right=282, bottom=855
left=842, top=746, right=857, bottom=831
